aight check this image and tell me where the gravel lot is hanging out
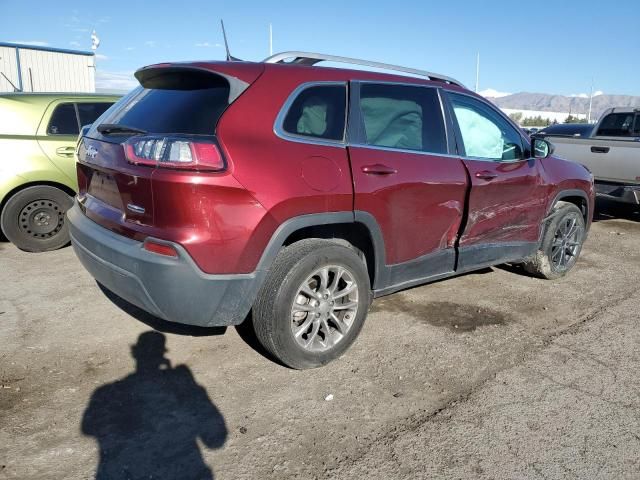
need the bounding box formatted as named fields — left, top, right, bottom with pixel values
left=1, top=199, right=639, bottom=479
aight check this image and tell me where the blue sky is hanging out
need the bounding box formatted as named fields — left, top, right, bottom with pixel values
left=2, top=0, right=638, bottom=96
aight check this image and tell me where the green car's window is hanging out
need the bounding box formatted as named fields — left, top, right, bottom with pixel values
left=47, top=103, right=79, bottom=135
left=77, top=103, right=113, bottom=128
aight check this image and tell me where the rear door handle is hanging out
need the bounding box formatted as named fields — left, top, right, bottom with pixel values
left=590, top=146, right=610, bottom=154
left=361, top=164, right=397, bottom=175
left=475, top=171, right=498, bottom=181
left=56, top=146, right=76, bottom=157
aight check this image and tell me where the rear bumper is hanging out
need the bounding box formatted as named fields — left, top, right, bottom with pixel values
left=67, top=202, right=262, bottom=327
left=595, top=182, right=640, bottom=205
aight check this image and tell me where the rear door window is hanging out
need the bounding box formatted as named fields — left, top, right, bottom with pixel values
left=96, top=70, right=231, bottom=135
left=77, top=102, right=113, bottom=127
left=281, top=84, right=347, bottom=142
left=356, top=83, right=447, bottom=154
left=596, top=113, right=635, bottom=137
left=47, top=103, right=79, bottom=135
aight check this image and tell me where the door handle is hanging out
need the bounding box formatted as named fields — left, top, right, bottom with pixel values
left=475, top=171, right=498, bottom=181
left=56, top=146, right=76, bottom=157
left=590, top=146, right=610, bottom=154
left=361, top=164, right=397, bottom=175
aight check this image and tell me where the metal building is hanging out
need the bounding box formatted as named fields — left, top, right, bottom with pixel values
left=0, top=42, right=95, bottom=93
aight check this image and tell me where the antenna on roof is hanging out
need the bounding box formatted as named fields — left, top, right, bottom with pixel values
left=220, top=20, right=241, bottom=61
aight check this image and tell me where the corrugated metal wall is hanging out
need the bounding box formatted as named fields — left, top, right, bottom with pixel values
left=0, top=46, right=20, bottom=91
left=0, top=45, right=95, bottom=93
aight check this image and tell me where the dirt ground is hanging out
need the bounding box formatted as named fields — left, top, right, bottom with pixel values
left=1, top=199, right=639, bottom=479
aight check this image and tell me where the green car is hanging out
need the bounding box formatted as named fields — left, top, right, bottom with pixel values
left=0, top=93, right=119, bottom=252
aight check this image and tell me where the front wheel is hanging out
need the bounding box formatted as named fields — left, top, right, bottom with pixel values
left=0, top=186, right=74, bottom=252
left=252, top=239, right=371, bottom=369
left=523, top=202, right=586, bottom=279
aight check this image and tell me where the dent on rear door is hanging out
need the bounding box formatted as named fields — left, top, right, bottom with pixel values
left=349, top=82, right=468, bottom=267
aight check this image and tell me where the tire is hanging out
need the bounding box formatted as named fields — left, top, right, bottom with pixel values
left=523, top=201, right=586, bottom=280
left=0, top=186, right=74, bottom=252
left=252, top=239, right=371, bottom=369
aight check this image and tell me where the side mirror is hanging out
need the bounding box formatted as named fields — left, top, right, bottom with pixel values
left=533, top=138, right=554, bottom=158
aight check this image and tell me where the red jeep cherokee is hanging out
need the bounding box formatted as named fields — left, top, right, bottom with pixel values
left=68, top=52, right=594, bottom=369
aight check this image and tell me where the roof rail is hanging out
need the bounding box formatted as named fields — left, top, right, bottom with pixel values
left=263, top=51, right=465, bottom=88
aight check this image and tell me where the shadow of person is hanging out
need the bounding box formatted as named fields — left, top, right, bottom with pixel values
left=81, top=331, right=227, bottom=479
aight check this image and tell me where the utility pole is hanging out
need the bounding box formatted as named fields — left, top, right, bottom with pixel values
left=91, top=30, right=100, bottom=92
left=587, top=77, right=594, bottom=123
left=475, top=52, right=480, bottom=93
left=269, top=23, right=273, bottom=56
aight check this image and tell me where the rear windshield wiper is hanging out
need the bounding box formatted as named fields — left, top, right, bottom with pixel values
left=97, top=123, right=147, bottom=135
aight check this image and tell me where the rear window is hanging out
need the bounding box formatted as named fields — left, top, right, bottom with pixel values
left=596, top=113, right=636, bottom=137
left=97, top=71, right=230, bottom=135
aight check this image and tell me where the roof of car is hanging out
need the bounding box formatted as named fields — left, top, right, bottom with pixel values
left=539, top=123, right=594, bottom=133
left=607, top=107, right=640, bottom=113
left=537, top=123, right=595, bottom=137
left=263, top=51, right=466, bottom=87
left=263, top=62, right=467, bottom=89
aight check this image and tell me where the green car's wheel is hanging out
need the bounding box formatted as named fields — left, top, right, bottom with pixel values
left=1, top=186, right=74, bottom=252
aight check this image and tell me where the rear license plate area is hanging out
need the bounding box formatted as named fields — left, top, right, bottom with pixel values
left=88, top=171, right=123, bottom=209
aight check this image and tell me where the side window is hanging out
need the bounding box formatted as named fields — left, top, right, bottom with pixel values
left=357, top=83, right=447, bottom=154
left=634, top=115, right=640, bottom=136
left=47, top=103, right=79, bottom=135
left=282, top=84, right=346, bottom=141
left=449, top=93, right=523, bottom=161
left=596, top=113, right=635, bottom=137
left=77, top=102, right=113, bottom=127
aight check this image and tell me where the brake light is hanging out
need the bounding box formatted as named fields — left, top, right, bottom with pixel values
left=143, top=239, right=178, bottom=257
left=124, top=136, right=225, bottom=171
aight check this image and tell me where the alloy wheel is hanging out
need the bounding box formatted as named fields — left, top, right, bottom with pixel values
left=550, top=213, right=583, bottom=271
left=290, top=265, right=359, bottom=352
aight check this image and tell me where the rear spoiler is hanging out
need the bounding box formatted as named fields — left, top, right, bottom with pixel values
left=134, top=65, right=251, bottom=103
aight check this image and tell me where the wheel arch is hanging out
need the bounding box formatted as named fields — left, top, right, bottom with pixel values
left=255, top=211, right=386, bottom=290
left=549, top=189, right=590, bottom=222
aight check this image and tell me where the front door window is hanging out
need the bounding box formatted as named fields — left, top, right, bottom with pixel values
left=449, top=94, right=524, bottom=161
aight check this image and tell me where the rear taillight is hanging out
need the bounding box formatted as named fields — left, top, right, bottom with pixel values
left=124, top=136, right=225, bottom=171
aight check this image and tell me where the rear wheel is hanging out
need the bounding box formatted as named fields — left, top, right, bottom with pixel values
left=523, top=202, right=586, bottom=279
left=252, top=239, right=371, bottom=369
left=0, top=186, right=74, bottom=252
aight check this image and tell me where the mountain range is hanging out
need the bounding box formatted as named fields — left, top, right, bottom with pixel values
left=482, top=92, right=640, bottom=119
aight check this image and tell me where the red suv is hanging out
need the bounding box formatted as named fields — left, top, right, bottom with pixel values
left=68, top=52, right=594, bottom=369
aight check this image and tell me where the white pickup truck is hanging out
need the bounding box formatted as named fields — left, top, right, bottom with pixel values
left=539, top=107, right=640, bottom=205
